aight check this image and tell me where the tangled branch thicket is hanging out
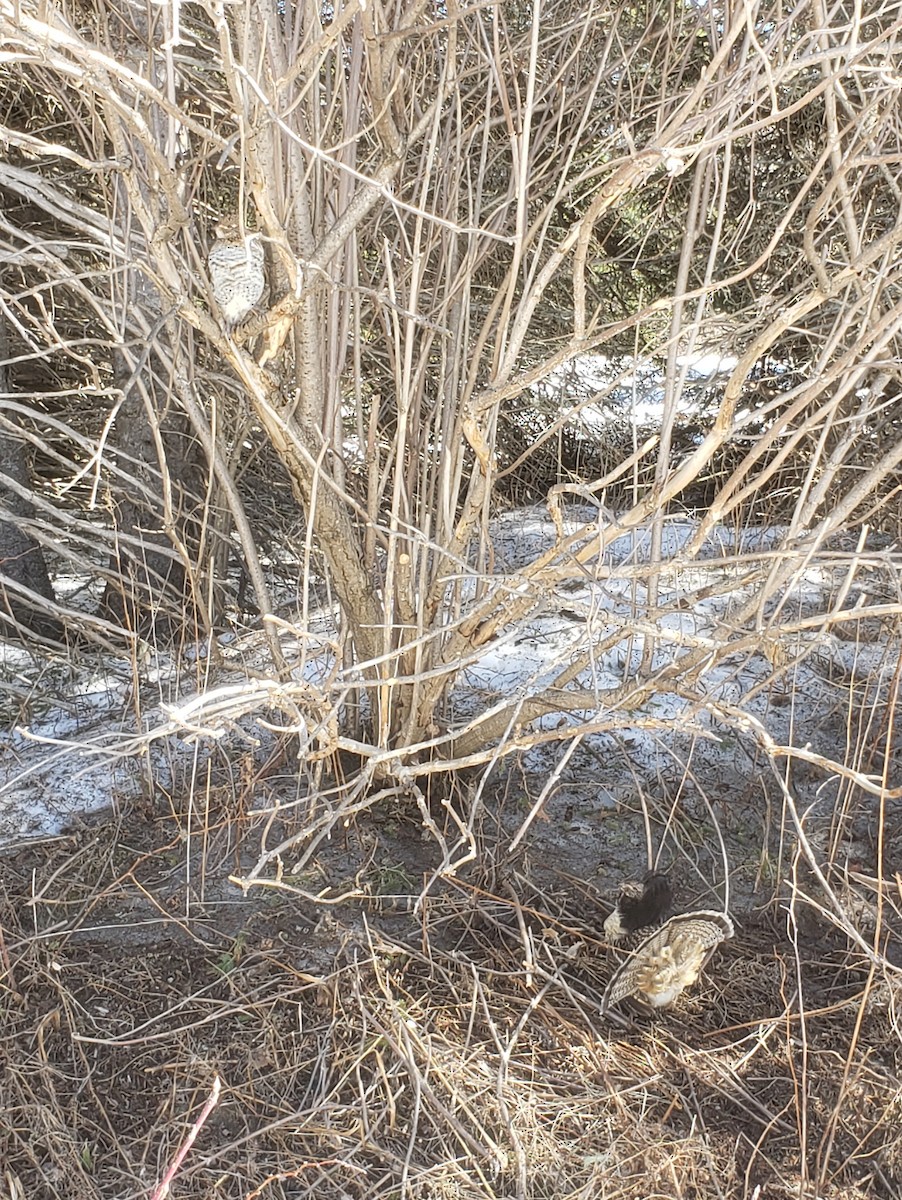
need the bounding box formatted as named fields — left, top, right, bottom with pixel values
left=1, top=0, right=900, bottom=754
left=4, top=0, right=902, bottom=1196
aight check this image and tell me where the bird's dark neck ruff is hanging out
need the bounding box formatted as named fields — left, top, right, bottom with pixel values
left=604, top=870, right=673, bottom=942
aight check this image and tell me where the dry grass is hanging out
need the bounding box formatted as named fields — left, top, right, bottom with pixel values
left=2, top=807, right=900, bottom=1200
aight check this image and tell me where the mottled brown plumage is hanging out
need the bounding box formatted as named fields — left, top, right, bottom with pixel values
left=600, top=910, right=734, bottom=1013
left=208, top=219, right=268, bottom=330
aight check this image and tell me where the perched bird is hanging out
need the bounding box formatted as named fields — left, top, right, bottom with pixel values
left=603, top=871, right=673, bottom=945
left=208, top=218, right=268, bottom=331
left=600, top=910, right=734, bottom=1013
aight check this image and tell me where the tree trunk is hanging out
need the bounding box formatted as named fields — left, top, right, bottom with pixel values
left=101, top=348, right=206, bottom=638
left=0, top=321, right=60, bottom=643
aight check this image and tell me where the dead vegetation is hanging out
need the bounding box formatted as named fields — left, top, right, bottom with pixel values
left=3, top=1, right=902, bottom=1195
left=2, top=805, right=900, bottom=1200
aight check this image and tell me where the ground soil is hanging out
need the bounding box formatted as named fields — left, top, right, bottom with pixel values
left=2, top=759, right=898, bottom=1200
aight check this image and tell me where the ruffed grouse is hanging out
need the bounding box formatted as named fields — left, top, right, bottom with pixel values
left=208, top=218, right=268, bottom=331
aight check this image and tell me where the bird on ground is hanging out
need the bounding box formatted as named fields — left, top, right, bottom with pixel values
left=600, top=909, right=734, bottom=1013
left=208, top=218, right=268, bottom=331
left=603, top=871, right=673, bottom=945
